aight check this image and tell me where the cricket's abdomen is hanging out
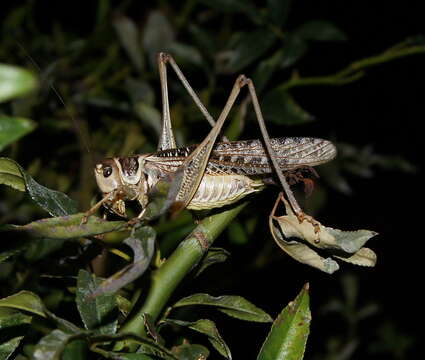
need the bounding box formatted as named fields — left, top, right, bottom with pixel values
left=187, top=174, right=264, bottom=210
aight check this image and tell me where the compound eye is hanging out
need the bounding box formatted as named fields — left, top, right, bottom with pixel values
left=103, top=165, right=113, bottom=178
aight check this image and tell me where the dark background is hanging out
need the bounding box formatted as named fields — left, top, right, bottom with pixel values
left=1, top=1, right=424, bottom=359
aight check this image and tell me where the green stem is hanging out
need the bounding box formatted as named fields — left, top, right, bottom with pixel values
left=115, top=202, right=247, bottom=350
left=281, top=44, right=425, bottom=91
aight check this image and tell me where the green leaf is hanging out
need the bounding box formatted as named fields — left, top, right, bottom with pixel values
left=134, top=102, right=162, bottom=136
left=172, top=341, right=210, bottom=360
left=0, top=291, right=46, bottom=318
left=43, top=308, right=82, bottom=334
left=267, top=0, right=292, bottom=26
left=168, top=43, right=203, bottom=67
left=76, top=270, right=117, bottom=334
left=195, top=247, right=230, bottom=277
left=172, top=294, right=272, bottom=323
left=0, top=336, right=24, bottom=360
left=0, top=309, right=32, bottom=329
left=90, top=333, right=178, bottom=360
left=142, top=11, right=174, bottom=67
left=90, top=226, right=156, bottom=297
left=0, top=117, right=36, bottom=152
left=0, top=292, right=75, bottom=335
left=1, top=213, right=126, bottom=239
left=24, top=238, right=66, bottom=262
left=141, top=313, right=163, bottom=344
left=223, top=30, right=276, bottom=73
left=0, top=157, right=25, bottom=191
left=200, top=0, right=257, bottom=16
left=188, top=24, right=217, bottom=60
left=22, top=169, right=78, bottom=217
left=113, top=15, right=144, bottom=72
left=262, top=89, right=314, bottom=125
left=165, top=319, right=231, bottom=359
left=0, top=157, right=77, bottom=216
left=61, top=339, right=88, bottom=360
left=102, top=353, right=153, bottom=359
left=296, top=20, right=347, bottom=42
left=270, top=220, right=340, bottom=274
left=32, top=329, right=83, bottom=360
left=269, top=196, right=378, bottom=273
left=0, top=64, right=38, bottom=103
left=257, top=284, right=311, bottom=360
left=252, top=50, right=285, bottom=94
left=0, top=248, right=23, bottom=264
left=280, top=33, right=308, bottom=69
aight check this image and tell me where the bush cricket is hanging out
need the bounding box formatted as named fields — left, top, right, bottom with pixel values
left=87, top=53, right=337, bottom=224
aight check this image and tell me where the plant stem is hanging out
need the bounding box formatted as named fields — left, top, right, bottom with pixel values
left=115, top=202, right=247, bottom=350
left=280, top=44, right=425, bottom=91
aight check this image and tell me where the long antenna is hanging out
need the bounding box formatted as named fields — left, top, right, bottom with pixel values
left=16, top=42, right=92, bottom=157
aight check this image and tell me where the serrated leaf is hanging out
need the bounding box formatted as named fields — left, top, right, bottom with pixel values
left=172, top=294, right=272, bottom=323
left=113, top=15, right=144, bottom=72
left=0, top=336, right=24, bottom=360
left=91, top=226, right=156, bottom=297
left=262, top=89, right=314, bottom=125
left=76, top=270, right=117, bottom=334
left=296, top=20, right=347, bottom=42
left=0, top=117, right=36, bottom=152
left=1, top=213, right=126, bottom=239
left=222, top=30, right=276, bottom=73
left=0, top=64, right=38, bottom=103
left=257, top=284, right=310, bottom=360
left=165, top=319, right=231, bottom=359
left=0, top=291, right=46, bottom=318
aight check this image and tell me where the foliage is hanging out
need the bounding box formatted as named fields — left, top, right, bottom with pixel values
left=0, top=1, right=423, bottom=359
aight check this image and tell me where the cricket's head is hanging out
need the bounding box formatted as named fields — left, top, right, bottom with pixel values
left=95, top=156, right=146, bottom=192
left=94, top=156, right=148, bottom=217
left=94, top=158, right=122, bottom=194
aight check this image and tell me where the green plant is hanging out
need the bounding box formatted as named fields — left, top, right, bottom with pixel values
left=0, top=1, right=423, bottom=359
